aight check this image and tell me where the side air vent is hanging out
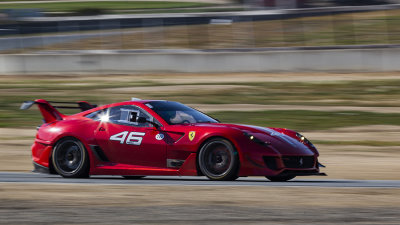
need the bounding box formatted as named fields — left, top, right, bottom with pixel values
left=90, top=145, right=110, bottom=162
left=167, top=159, right=185, bottom=168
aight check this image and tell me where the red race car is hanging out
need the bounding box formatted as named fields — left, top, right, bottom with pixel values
left=22, top=99, right=325, bottom=182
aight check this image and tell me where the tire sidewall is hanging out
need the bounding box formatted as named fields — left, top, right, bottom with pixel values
left=198, top=138, right=239, bottom=181
left=52, top=137, right=89, bottom=178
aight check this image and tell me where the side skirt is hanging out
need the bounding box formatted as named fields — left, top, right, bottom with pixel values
left=32, top=162, right=50, bottom=174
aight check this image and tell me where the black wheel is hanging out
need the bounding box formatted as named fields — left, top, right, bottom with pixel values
left=198, top=138, right=239, bottom=181
left=52, top=137, right=89, bottom=178
left=122, top=176, right=145, bottom=179
left=266, top=175, right=295, bottom=182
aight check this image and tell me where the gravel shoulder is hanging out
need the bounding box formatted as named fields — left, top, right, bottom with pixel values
left=0, top=183, right=399, bottom=224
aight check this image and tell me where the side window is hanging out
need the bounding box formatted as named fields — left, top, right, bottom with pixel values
left=85, top=109, right=107, bottom=121
left=108, top=105, right=154, bottom=127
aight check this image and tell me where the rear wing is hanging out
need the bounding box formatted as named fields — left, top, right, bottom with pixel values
left=20, top=99, right=97, bottom=123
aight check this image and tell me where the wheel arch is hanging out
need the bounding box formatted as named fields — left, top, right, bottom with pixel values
left=195, top=135, right=241, bottom=176
left=49, top=135, right=92, bottom=175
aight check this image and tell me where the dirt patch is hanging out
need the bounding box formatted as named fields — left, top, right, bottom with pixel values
left=0, top=128, right=36, bottom=138
left=316, top=145, right=400, bottom=180
left=0, top=129, right=35, bottom=172
left=303, top=125, right=400, bottom=142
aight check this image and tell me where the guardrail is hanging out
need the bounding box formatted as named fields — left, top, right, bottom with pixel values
left=1, top=46, right=399, bottom=74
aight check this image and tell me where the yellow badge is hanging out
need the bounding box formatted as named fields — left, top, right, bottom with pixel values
left=188, top=131, right=196, bottom=141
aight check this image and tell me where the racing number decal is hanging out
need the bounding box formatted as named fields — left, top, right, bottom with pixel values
left=126, top=132, right=145, bottom=145
left=110, top=131, right=128, bottom=144
left=110, top=131, right=145, bottom=145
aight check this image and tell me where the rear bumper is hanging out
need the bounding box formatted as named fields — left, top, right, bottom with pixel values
left=32, top=139, right=53, bottom=168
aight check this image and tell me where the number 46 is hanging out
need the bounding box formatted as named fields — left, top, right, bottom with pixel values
left=110, top=131, right=145, bottom=146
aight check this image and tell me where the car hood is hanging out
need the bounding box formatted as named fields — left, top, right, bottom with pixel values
left=195, top=123, right=314, bottom=155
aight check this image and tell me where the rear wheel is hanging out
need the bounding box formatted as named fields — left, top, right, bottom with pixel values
left=198, top=138, right=239, bottom=181
left=52, top=137, right=89, bottom=178
left=266, top=175, right=295, bottom=182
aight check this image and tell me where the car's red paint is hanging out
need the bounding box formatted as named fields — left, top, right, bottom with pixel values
left=29, top=99, right=324, bottom=179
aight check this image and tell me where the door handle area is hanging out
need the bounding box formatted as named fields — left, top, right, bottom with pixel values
left=99, top=127, right=106, bottom=131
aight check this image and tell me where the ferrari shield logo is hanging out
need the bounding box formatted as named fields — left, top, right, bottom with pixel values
left=188, top=131, right=195, bottom=141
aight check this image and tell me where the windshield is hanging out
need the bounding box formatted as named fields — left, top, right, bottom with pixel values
left=145, top=101, right=218, bottom=125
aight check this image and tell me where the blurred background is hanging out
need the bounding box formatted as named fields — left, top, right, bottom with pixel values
left=1, top=0, right=400, bottom=178
left=1, top=0, right=400, bottom=52
left=0, top=0, right=400, bottom=164
left=1, top=1, right=400, bottom=224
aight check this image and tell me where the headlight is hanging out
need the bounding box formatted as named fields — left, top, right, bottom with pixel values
left=296, top=132, right=315, bottom=148
left=243, top=132, right=271, bottom=146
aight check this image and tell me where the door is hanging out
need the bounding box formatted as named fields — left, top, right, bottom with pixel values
left=94, top=105, right=166, bottom=168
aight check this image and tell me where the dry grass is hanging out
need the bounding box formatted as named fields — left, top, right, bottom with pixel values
left=2, top=72, right=400, bottom=128
left=1, top=72, right=400, bottom=179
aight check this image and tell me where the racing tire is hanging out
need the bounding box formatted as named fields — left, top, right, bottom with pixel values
left=52, top=137, right=90, bottom=178
left=122, top=176, right=146, bottom=179
left=266, top=175, right=295, bottom=182
left=198, top=138, right=239, bottom=181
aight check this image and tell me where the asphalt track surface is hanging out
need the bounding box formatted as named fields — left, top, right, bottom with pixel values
left=1, top=172, right=399, bottom=188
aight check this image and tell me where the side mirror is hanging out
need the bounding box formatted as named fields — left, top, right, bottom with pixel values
left=137, top=117, right=147, bottom=123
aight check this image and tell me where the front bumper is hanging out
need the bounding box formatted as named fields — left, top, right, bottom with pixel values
left=277, top=170, right=326, bottom=177
left=239, top=153, right=325, bottom=177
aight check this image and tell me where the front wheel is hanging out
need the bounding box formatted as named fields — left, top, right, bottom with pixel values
left=198, top=138, right=239, bottom=181
left=266, top=175, right=295, bottom=182
left=52, top=137, right=90, bottom=178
